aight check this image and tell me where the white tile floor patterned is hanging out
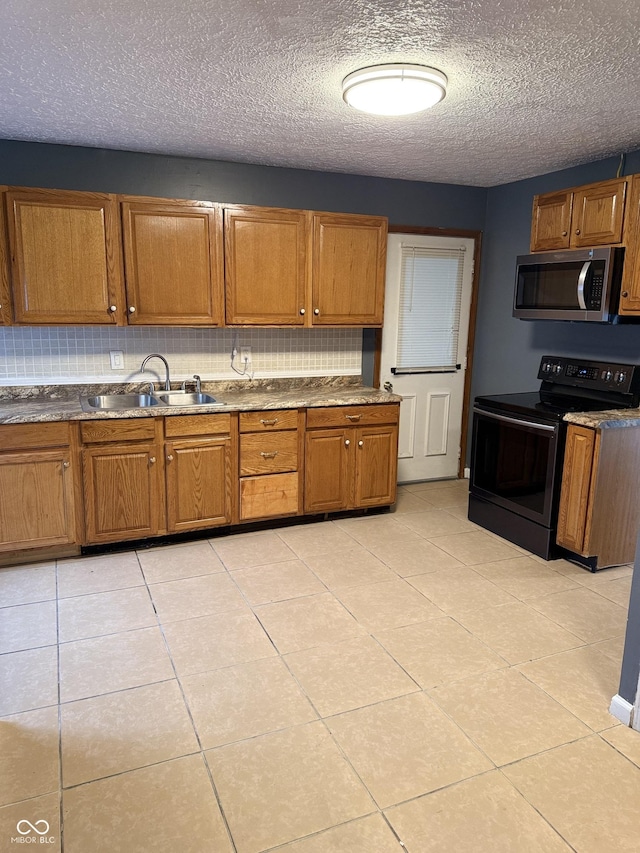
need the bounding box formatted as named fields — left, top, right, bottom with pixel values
left=0, top=479, right=637, bottom=852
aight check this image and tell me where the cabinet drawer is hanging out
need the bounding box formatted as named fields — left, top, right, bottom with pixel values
left=0, top=421, right=70, bottom=451
left=240, top=472, right=298, bottom=520
left=306, top=404, right=399, bottom=429
left=165, top=413, right=231, bottom=437
left=240, top=431, right=298, bottom=475
left=80, top=418, right=157, bottom=443
left=239, top=410, right=298, bottom=432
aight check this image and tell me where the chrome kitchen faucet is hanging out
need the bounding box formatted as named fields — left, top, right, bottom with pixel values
left=141, top=353, right=171, bottom=391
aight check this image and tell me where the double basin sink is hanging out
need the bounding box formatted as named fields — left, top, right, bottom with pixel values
left=80, top=391, right=224, bottom=412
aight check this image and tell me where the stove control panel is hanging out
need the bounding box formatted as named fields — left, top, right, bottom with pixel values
left=538, top=356, right=640, bottom=396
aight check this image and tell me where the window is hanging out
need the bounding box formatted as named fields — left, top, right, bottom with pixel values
left=395, top=245, right=466, bottom=373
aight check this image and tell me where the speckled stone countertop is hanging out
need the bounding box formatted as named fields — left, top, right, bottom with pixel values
left=564, top=409, right=640, bottom=429
left=0, top=376, right=401, bottom=425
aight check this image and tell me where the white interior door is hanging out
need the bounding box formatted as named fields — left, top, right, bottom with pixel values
left=381, top=233, right=475, bottom=484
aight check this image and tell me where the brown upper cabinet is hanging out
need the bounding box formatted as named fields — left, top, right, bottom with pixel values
left=530, top=178, right=627, bottom=252
left=619, top=175, right=640, bottom=315
left=0, top=188, right=11, bottom=325
left=1, top=186, right=387, bottom=328
left=224, top=205, right=307, bottom=325
left=311, top=212, right=387, bottom=326
left=121, top=197, right=224, bottom=325
left=224, top=206, right=387, bottom=327
left=5, top=187, right=126, bottom=324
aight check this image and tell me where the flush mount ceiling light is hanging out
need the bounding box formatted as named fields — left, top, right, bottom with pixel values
left=342, top=63, right=447, bottom=116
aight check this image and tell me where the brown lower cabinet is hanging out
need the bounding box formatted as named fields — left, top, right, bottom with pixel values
left=81, top=415, right=235, bottom=545
left=1, top=401, right=400, bottom=559
left=0, top=422, right=80, bottom=557
left=304, top=404, right=399, bottom=513
left=557, top=423, right=640, bottom=568
left=238, top=409, right=303, bottom=520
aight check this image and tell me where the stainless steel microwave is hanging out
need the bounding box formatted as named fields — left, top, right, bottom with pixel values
left=513, top=247, right=625, bottom=322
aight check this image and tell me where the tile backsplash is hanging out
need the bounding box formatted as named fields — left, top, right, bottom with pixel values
left=0, top=327, right=363, bottom=385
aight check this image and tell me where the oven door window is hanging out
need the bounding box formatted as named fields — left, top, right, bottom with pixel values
left=471, top=411, right=559, bottom=526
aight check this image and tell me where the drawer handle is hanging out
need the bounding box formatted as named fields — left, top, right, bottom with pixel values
left=345, top=413, right=362, bottom=421
left=260, top=418, right=279, bottom=426
left=260, top=451, right=279, bottom=459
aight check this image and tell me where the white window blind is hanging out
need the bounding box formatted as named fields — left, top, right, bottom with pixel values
left=395, top=245, right=466, bottom=373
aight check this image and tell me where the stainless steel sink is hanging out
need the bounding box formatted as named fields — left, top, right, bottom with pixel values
left=80, top=393, right=161, bottom=412
left=156, top=392, right=221, bottom=406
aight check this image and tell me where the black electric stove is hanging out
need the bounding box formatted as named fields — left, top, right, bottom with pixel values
left=469, top=356, right=640, bottom=560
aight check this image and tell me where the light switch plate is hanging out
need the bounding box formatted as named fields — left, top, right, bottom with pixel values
left=109, top=350, right=124, bottom=370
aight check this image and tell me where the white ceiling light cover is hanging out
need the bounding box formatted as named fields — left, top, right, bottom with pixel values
left=342, top=63, right=448, bottom=116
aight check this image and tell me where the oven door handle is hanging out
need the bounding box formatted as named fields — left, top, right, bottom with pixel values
left=577, top=261, right=590, bottom=310
left=473, top=406, right=557, bottom=432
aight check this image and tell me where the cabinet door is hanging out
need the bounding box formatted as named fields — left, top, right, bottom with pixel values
left=311, top=213, right=387, bottom=325
left=530, top=191, right=573, bottom=251
left=304, top=428, right=351, bottom=512
left=571, top=179, right=626, bottom=248
left=122, top=199, right=223, bottom=325
left=0, top=450, right=76, bottom=551
left=82, top=442, right=164, bottom=543
left=224, top=206, right=307, bottom=325
left=354, top=426, right=398, bottom=507
left=556, top=425, right=597, bottom=554
left=6, top=188, right=124, bottom=324
left=165, top=437, right=233, bottom=532
left=618, top=175, right=640, bottom=315
left=0, top=187, right=12, bottom=325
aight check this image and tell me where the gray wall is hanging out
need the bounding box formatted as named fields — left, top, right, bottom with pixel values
left=0, top=140, right=487, bottom=230
left=619, top=535, right=640, bottom=706
left=472, top=151, right=640, bottom=401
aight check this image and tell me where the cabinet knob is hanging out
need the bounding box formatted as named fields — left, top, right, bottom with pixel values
left=358, top=440, right=364, bottom=447
left=149, top=456, right=156, bottom=464
left=575, top=229, right=581, bottom=235
left=109, top=305, right=117, bottom=313
left=314, top=308, right=320, bottom=315
left=561, top=231, right=568, bottom=236
left=129, top=306, right=136, bottom=313
left=345, top=439, right=350, bottom=447
left=622, top=291, right=629, bottom=298
left=62, top=461, right=70, bottom=469
left=166, top=454, right=173, bottom=462
left=300, top=308, right=306, bottom=315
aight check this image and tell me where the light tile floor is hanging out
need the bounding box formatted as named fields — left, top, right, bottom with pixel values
left=1, top=478, right=638, bottom=852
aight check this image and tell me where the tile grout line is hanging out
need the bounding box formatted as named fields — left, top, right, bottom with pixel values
left=134, top=549, right=239, bottom=853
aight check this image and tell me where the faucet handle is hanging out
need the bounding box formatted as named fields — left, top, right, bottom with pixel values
left=193, top=374, right=201, bottom=393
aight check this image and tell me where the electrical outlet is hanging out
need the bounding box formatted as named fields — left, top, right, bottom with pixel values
left=109, top=350, right=124, bottom=370
left=240, top=347, right=252, bottom=364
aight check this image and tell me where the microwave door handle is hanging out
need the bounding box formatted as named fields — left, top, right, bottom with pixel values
left=577, top=261, right=590, bottom=310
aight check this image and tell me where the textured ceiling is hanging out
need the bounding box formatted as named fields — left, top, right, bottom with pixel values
left=1, top=0, right=640, bottom=187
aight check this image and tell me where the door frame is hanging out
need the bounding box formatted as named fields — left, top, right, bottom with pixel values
left=373, top=225, right=483, bottom=479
